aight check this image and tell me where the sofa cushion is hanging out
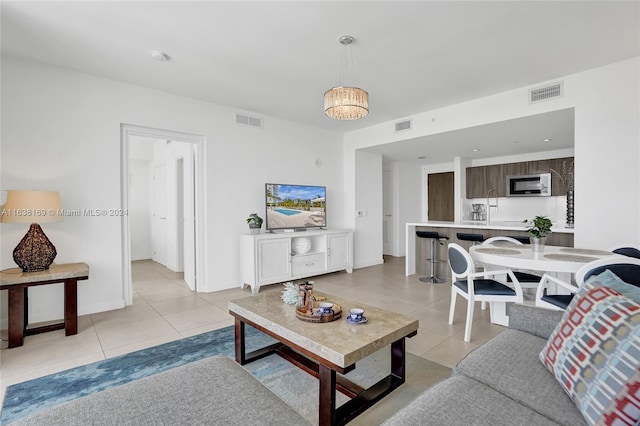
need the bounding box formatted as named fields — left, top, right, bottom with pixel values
left=540, top=282, right=640, bottom=426
left=382, top=375, right=558, bottom=426
left=11, top=356, right=311, bottom=426
left=454, top=329, right=586, bottom=426
left=508, top=303, right=565, bottom=339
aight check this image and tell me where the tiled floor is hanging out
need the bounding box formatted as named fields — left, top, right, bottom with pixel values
left=0, top=256, right=505, bottom=407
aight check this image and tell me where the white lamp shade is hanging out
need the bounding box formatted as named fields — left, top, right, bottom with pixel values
left=1, top=190, right=63, bottom=223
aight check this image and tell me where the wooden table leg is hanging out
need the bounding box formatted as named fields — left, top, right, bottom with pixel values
left=64, top=279, right=78, bottom=336
left=318, top=363, right=337, bottom=426
left=8, top=287, right=25, bottom=348
left=234, top=318, right=246, bottom=365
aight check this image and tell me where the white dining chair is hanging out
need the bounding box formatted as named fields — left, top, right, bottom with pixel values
left=537, top=257, right=640, bottom=311
left=576, top=257, right=640, bottom=286
left=609, top=244, right=640, bottom=259
left=535, top=274, right=578, bottom=311
left=448, top=243, right=524, bottom=342
left=482, top=236, right=541, bottom=287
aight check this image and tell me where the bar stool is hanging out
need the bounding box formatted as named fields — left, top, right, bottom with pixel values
left=416, top=231, right=449, bottom=283
left=456, top=233, right=485, bottom=246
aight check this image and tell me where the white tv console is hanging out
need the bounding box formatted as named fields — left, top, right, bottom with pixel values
left=240, top=228, right=353, bottom=293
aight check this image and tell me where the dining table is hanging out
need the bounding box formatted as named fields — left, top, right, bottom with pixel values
left=470, top=243, right=623, bottom=281
left=469, top=243, right=625, bottom=326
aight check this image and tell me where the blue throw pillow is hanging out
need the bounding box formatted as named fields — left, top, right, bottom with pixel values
left=586, top=269, right=640, bottom=303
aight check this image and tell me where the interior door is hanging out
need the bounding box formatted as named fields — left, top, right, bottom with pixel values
left=428, top=172, right=454, bottom=221
left=152, top=164, right=168, bottom=265
left=181, top=147, right=196, bottom=291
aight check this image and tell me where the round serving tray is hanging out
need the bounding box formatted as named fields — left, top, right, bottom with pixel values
left=296, top=301, right=342, bottom=323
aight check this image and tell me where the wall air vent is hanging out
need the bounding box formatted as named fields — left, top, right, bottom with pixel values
left=395, top=119, right=412, bottom=132
left=529, top=82, right=563, bottom=104
left=236, top=113, right=263, bottom=129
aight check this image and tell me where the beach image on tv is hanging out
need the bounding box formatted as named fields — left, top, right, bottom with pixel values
left=266, top=184, right=326, bottom=229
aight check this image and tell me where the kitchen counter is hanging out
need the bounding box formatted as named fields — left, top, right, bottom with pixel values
left=409, top=220, right=575, bottom=233
left=405, top=221, right=574, bottom=277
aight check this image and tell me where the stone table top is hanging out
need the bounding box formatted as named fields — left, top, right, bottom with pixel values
left=0, top=262, right=89, bottom=287
left=229, top=291, right=419, bottom=368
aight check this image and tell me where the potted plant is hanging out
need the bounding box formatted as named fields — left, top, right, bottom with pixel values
left=246, top=213, right=263, bottom=235
left=523, top=215, right=553, bottom=252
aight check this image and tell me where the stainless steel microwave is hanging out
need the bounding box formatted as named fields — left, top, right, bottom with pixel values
left=506, top=173, right=551, bottom=197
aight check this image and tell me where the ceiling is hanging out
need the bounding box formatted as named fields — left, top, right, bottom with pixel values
left=364, top=108, right=575, bottom=164
left=2, top=1, right=638, bottom=162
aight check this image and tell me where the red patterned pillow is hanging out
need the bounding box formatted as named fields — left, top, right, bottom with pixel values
left=540, top=282, right=640, bottom=425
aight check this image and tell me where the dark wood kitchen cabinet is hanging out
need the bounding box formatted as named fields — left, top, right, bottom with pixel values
left=466, top=166, right=486, bottom=199
left=465, top=156, right=573, bottom=199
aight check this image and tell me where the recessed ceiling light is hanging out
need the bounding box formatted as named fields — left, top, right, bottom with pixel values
left=150, top=51, right=170, bottom=61
left=472, top=148, right=480, bottom=152
left=417, top=155, right=426, bottom=160
left=543, top=138, right=552, bottom=142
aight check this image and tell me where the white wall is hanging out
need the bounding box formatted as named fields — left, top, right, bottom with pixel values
left=354, top=150, right=383, bottom=268
left=396, top=162, right=422, bottom=256
left=0, top=56, right=344, bottom=323
left=345, top=58, right=640, bottom=266
left=129, top=159, right=152, bottom=260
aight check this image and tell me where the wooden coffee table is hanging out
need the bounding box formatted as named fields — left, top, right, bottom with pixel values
left=228, top=291, right=419, bottom=426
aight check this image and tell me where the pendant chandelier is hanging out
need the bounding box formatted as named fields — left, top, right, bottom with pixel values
left=324, top=35, right=369, bottom=120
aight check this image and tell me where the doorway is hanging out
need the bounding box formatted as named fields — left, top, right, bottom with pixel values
left=121, top=125, right=206, bottom=305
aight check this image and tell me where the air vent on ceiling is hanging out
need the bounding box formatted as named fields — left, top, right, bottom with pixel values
left=236, top=113, right=263, bottom=129
left=529, top=82, right=563, bottom=104
left=395, top=119, right=412, bottom=132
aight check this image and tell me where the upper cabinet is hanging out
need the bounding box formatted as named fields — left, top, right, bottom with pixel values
left=466, top=157, right=573, bottom=199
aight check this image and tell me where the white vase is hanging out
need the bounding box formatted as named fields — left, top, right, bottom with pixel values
left=292, top=237, right=312, bottom=254
left=530, top=236, right=546, bottom=252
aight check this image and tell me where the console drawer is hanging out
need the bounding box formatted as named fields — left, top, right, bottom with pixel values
left=291, top=253, right=326, bottom=276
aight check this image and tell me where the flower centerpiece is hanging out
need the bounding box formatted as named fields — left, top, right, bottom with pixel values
left=523, top=215, right=553, bottom=252
left=281, top=282, right=301, bottom=305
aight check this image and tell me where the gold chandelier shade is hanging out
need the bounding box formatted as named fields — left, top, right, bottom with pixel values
left=324, top=86, right=369, bottom=120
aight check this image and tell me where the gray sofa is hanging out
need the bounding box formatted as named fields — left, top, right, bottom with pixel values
left=11, top=355, right=311, bottom=425
left=384, top=304, right=586, bottom=426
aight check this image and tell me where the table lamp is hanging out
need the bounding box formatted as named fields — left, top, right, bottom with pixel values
left=0, top=190, right=63, bottom=272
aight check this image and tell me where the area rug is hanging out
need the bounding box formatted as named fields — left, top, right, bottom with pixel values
left=1, top=325, right=451, bottom=425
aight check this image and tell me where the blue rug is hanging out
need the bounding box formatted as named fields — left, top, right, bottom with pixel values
left=0, top=325, right=275, bottom=424
left=2, top=325, right=452, bottom=425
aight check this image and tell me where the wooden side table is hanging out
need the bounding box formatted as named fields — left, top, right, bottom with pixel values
left=0, top=262, right=89, bottom=348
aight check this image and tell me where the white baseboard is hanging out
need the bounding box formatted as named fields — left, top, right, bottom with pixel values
left=353, top=258, right=384, bottom=269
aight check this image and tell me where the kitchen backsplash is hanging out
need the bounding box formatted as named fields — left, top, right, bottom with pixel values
left=463, top=195, right=568, bottom=226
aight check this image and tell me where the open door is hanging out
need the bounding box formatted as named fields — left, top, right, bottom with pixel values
left=152, top=164, right=167, bottom=265
left=179, top=147, right=196, bottom=291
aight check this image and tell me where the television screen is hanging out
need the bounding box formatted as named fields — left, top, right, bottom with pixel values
left=265, top=183, right=326, bottom=231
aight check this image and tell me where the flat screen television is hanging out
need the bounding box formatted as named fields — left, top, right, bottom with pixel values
left=265, top=183, right=326, bottom=231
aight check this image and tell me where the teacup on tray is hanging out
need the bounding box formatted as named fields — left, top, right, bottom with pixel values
left=318, top=302, right=333, bottom=314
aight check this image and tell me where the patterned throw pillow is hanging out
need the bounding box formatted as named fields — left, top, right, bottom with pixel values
left=539, top=280, right=640, bottom=426
left=586, top=269, right=640, bottom=303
